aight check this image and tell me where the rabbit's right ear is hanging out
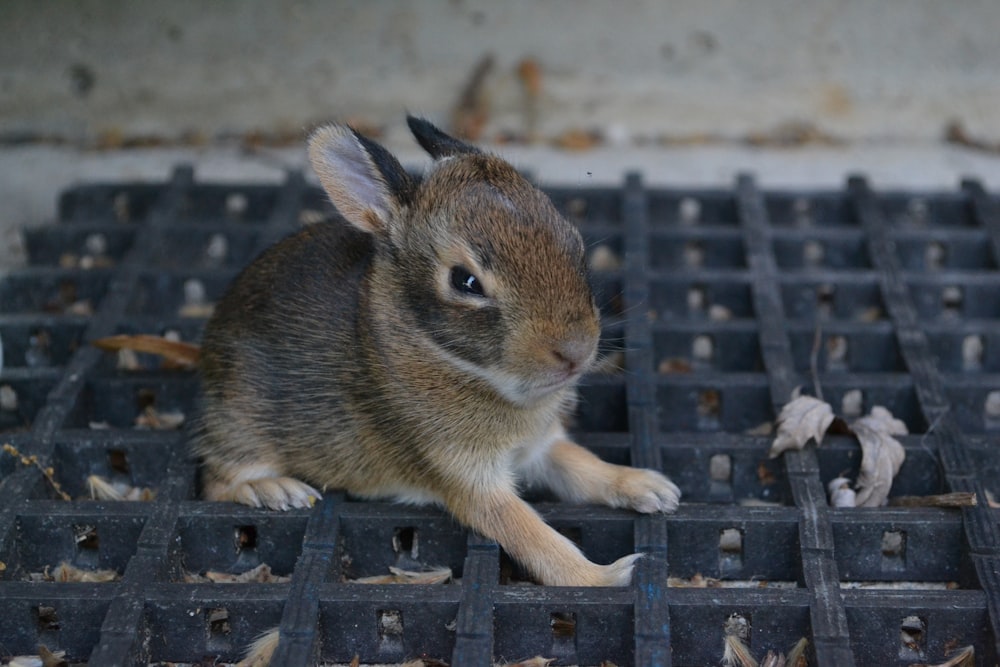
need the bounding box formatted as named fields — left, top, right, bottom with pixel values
left=308, top=125, right=415, bottom=236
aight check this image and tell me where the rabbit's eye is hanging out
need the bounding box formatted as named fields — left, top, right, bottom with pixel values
left=450, top=266, right=485, bottom=297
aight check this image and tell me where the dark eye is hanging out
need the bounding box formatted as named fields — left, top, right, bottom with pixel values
left=450, top=266, right=485, bottom=297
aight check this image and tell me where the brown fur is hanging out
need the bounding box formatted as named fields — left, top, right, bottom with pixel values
left=194, top=117, right=679, bottom=586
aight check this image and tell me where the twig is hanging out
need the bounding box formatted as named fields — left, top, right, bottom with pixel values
left=889, top=492, right=977, bottom=508
left=2, top=443, right=70, bottom=500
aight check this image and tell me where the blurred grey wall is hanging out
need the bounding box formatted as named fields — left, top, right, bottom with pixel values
left=2, top=0, right=998, bottom=145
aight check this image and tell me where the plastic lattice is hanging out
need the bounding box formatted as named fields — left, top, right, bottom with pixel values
left=2, top=167, right=1000, bottom=665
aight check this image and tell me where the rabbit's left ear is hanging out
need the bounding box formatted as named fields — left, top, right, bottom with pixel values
left=407, top=114, right=482, bottom=160
left=307, top=124, right=415, bottom=238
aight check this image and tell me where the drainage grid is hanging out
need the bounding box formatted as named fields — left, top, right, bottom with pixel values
left=1, top=168, right=999, bottom=665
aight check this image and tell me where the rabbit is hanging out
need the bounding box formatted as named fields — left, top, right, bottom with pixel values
left=194, top=115, right=680, bottom=586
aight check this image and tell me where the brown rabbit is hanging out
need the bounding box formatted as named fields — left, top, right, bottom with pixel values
left=195, top=116, right=680, bottom=586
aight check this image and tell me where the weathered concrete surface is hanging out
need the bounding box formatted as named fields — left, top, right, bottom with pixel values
left=3, top=0, right=999, bottom=143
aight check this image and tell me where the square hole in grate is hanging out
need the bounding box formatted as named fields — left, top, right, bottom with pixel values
left=0, top=373, right=60, bottom=433
left=581, top=229, right=624, bottom=273
left=661, top=443, right=791, bottom=505
left=787, top=325, right=906, bottom=374
left=909, top=278, right=1000, bottom=320
left=773, top=234, right=871, bottom=270
left=49, top=437, right=176, bottom=500
left=1, top=514, right=145, bottom=581
left=171, top=514, right=307, bottom=582
left=0, top=269, right=110, bottom=316
left=127, top=272, right=236, bottom=319
left=649, top=233, right=747, bottom=270
left=880, top=192, right=975, bottom=228
left=58, top=184, right=161, bottom=223
left=66, top=374, right=198, bottom=431
left=780, top=278, right=885, bottom=321
left=649, top=278, right=755, bottom=322
left=832, top=515, right=974, bottom=587
left=894, top=233, right=997, bottom=271
left=766, top=193, right=857, bottom=226
left=24, top=225, right=135, bottom=269
left=656, top=378, right=773, bottom=433
left=648, top=191, right=739, bottom=226
left=668, top=514, right=801, bottom=583
left=147, top=226, right=261, bottom=269
left=174, top=184, right=280, bottom=223
left=926, top=330, right=1000, bottom=373
left=544, top=187, right=623, bottom=224
left=142, top=599, right=284, bottom=664
left=318, top=599, right=458, bottom=664
left=654, top=328, right=764, bottom=374
left=0, top=321, right=86, bottom=370
left=336, top=508, right=467, bottom=581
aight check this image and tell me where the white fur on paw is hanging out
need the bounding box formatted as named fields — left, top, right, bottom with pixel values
left=619, top=469, right=680, bottom=514
left=230, top=477, right=321, bottom=510
left=598, top=552, right=643, bottom=586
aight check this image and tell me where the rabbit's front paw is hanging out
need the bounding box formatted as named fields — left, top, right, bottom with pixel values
left=226, top=476, right=322, bottom=510
left=614, top=468, right=681, bottom=514
left=550, top=552, right=642, bottom=587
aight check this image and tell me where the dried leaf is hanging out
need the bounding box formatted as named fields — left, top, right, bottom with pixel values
left=51, top=561, right=119, bottom=583
left=785, top=637, right=808, bottom=667
left=503, top=658, right=555, bottom=667
left=186, top=563, right=290, bottom=584
left=723, top=635, right=758, bottom=667
left=87, top=474, right=155, bottom=501
left=134, top=405, right=185, bottom=430
left=851, top=406, right=907, bottom=507
left=92, top=334, right=200, bottom=368
left=236, top=627, right=280, bottom=667
left=911, top=644, right=975, bottom=667
left=769, top=395, right=835, bottom=458
left=350, top=565, right=452, bottom=585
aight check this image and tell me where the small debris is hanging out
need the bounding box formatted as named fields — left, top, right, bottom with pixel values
left=553, top=128, right=602, bottom=151
left=516, top=57, right=542, bottom=143
left=134, top=406, right=186, bottom=430
left=658, top=357, right=692, bottom=374
left=451, top=54, right=495, bottom=141
left=722, top=614, right=756, bottom=667
left=745, top=421, right=774, bottom=436
left=678, top=197, right=702, bottom=224
left=840, top=389, right=864, bottom=419
left=588, top=244, right=622, bottom=271
left=184, top=563, right=291, bottom=584
left=0, top=384, right=18, bottom=411
left=889, top=492, right=977, bottom=509
left=87, top=474, right=155, bottom=501
left=708, top=304, right=734, bottom=321
left=349, top=565, right=452, bottom=585
left=944, top=118, right=1000, bottom=154
left=827, top=476, right=856, bottom=508
left=28, top=561, right=120, bottom=583
left=1, top=443, right=71, bottom=500
left=744, top=119, right=843, bottom=147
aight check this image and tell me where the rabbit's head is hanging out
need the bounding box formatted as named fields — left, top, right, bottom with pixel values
left=309, top=116, right=599, bottom=405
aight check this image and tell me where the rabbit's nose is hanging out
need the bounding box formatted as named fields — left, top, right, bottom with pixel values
left=551, top=337, right=595, bottom=374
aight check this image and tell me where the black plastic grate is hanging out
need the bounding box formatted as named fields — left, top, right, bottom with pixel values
left=2, top=168, right=1000, bottom=665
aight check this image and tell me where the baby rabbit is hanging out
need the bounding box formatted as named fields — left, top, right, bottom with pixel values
left=195, top=116, right=680, bottom=586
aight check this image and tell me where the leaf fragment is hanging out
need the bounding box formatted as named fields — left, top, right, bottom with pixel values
left=350, top=565, right=452, bottom=585
left=851, top=406, right=907, bottom=507
left=92, top=334, right=200, bottom=368
left=769, top=395, right=835, bottom=458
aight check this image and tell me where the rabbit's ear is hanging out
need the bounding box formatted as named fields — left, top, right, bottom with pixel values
left=308, top=124, right=415, bottom=236
left=407, top=115, right=481, bottom=159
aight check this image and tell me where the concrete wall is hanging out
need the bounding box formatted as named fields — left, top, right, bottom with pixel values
left=3, top=0, right=999, bottom=146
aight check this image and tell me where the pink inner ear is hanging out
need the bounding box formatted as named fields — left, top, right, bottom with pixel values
left=312, top=133, right=391, bottom=234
